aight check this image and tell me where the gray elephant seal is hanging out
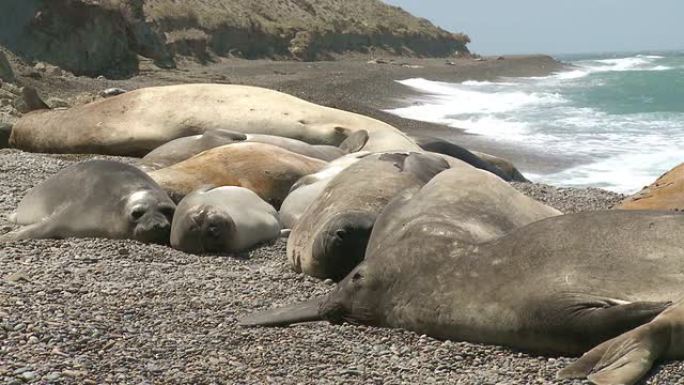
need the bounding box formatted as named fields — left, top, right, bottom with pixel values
left=1, top=160, right=175, bottom=244
left=242, top=203, right=684, bottom=385
left=170, top=186, right=281, bottom=254
left=412, top=135, right=512, bottom=181
left=140, top=129, right=368, bottom=171
left=10, top=84, right=418, bottom=156
left=287, top=152, right=451, bottom=281
left=279, top=152, right=371, bottom=229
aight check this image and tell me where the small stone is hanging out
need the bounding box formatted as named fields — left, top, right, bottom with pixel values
left=45, top=372, right=60, bottom=381
left=13, top=322, right=26, bottom=331
left=19, top=371, right=37, bottom=381
left=323, top=279, right=334, bottom=285
left=28, top=336, right=39, bottom=344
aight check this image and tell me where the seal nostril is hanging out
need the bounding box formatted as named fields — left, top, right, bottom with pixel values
left=131, top=208, right=145, bottom=220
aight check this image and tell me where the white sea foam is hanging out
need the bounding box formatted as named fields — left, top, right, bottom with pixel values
left=386, top=53, right=684, bottom=193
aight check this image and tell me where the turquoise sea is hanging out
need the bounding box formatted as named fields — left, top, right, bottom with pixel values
left=387, top=51, right=684, bottom=193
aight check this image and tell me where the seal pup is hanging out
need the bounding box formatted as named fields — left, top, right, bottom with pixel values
left=617, top=162, right=684, bottom=210
left=413, top=135, right=511, bottom=181
left=287, top=152, right=452, bottom=281
left=147, top=142, right=327, bottom=208
left=1, top=160, right=175, bottom=244
left=170, top=186, right=281, bottom=254
left=241, top=208, right=684, bottom=385
left=10, top=84, right=419, bottom=156
left=279, top=152, right=371, bottom=229
left=140, top=129, right=368, bottom=171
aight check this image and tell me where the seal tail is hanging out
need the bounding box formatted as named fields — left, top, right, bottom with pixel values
left=238, top=296, right=325, bottom=327
left=558, top=312, right=673, bottom=385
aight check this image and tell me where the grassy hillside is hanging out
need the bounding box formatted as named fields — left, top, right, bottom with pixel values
left=0, top=0, right=470, bottom=77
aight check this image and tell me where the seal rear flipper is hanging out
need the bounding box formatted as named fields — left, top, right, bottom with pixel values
left=338, top=130, right=369, bottom=153
left=238, top=296, right=325, bottom=327
left=558, top=319, right=669, bottom=385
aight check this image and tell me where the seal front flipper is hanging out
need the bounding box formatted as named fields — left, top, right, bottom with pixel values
left=338, top=130, right=369, bottom=153
left=558, top=300, right=684, bottom=385
left=530, top=293, right=670, bottom=352
left=239, top=296, right=326, bottom=327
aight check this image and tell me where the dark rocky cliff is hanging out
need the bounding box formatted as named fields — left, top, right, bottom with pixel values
left=0, top=0, right=470, bottom=78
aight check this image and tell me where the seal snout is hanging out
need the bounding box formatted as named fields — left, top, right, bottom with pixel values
left=310, top=211, right=375, bottom=281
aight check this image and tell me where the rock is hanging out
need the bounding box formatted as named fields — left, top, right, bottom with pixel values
left=19, top=371, right=37, bottom=381
left=46, top=97, right=70, bottom=109
left=0, top=51, right=15, bottom=82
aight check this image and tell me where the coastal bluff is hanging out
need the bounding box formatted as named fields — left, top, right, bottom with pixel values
left=0, top=0, right=470, bottom=78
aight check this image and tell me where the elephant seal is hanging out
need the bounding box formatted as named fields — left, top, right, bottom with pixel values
left=287, top=152, right=452, bottom=281
left=618, top=162, right=684, bottom=210
left=1, top=160, right=175, bottom=244
left=241, top=206, right=684, bottom=385
left=148, top=142, right=327, bottom=208
left=140, top=129, right=368, bottom=171
left=279, top=152, right=371, bottom=229
left=413, top=135, right=511, bottom=181
left=10, top=83, right=419, bottom=156
left=471, top=150, right=529, bottom=182
left=170, top=186, right=281, bottom=254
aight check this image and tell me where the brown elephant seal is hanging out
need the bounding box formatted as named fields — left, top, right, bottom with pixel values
left=412, top=135, right=511, bottom=181
left=170, top=186, right=281, bottom=254
left=10, top=83, right=418, bottom=156
left=1, top=160, right=175, bottom=244
left=617, top=163, right=684, bottom=210
left=140, top=129, right=368, bottom=171
left=279, top=152, right=371, bottom=229
left=148, top=142, right=327, bottom=208
left=241, top=207, right=684, bottom=385
left=287, top=152, right=452, bottom=281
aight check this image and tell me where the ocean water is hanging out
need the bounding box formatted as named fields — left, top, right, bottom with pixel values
left=386, top=52, right=684, bottom=193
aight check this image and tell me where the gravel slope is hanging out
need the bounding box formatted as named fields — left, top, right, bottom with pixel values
left=1, top=148, right=681, bottom=385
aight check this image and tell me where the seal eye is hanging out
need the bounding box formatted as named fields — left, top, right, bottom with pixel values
left=335, top=229, right=346, bottom=240
left=159, top=205, right=175, bottom=219
left=130, top=207, right=146, bottom=220
left=351, top=272, right=363, bottom=282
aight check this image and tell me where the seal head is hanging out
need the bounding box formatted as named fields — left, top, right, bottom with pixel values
left=170, top=204, right=237, bottom=253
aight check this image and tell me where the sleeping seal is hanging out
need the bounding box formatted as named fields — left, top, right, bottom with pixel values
left=287, top=152, right=452, bottom=281
left=10, top=84, right=418, bottom=156
left=279, top=152, right=371, bottom=229
left=242, top=186, right=684, bottom=384
left=170, top=186, right=281, bottom=254
left=1, top=160, right=175, bottom=244
left=140, top=129, right=368, bottom=171
left=412, top=135, right=511, bottom=180
left=147, top=142, right=327, bottom=208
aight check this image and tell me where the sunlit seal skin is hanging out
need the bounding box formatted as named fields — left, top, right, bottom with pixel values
left=471, top=150, right=529, bottom=182
left=10, top=83, right=418, bottom=156
left=241, top=196, right=684, bottom=384
left=287, top=152, right=451, bottom=281
left=279, top=152, right=371, bottom=229
left=147, top=142, right=327, bottom=208
left=1, top=160, right=175, bottom=244
left=139, top=129, right=368, bottom=171
left=413, top=135, right=511, bottom=181
left=170, top=186, right=281, bottom=254
left=617, top=162, right=684, bottom=210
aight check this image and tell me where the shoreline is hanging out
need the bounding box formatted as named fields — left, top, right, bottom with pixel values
left=10, top=54, right=576, bottom=177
